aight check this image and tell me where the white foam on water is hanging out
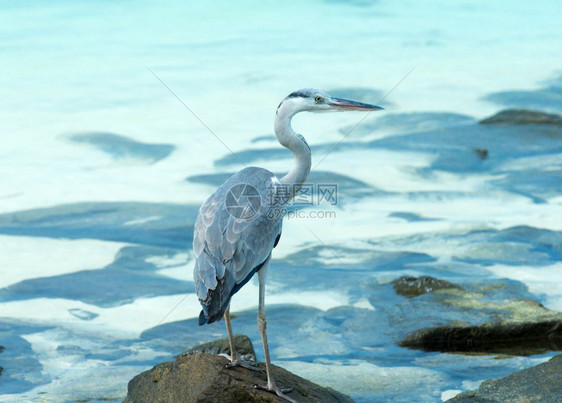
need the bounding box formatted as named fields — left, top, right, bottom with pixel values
left=0, top=236, right=127, bottom=288
left=353, top=298, right=375, bottom=311
left=147, top=252, right=194, bottom=281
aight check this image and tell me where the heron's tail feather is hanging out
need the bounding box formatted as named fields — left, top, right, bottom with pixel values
left=198, top=310, right=208, bottom=326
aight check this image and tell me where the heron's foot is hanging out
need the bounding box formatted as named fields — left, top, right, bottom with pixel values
left=219, top=354, right=262, bottom=372
left=253, top=383, right=295, bottom=402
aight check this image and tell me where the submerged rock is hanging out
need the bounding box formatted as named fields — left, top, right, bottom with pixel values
left=180, top=334, right=256, bottom=362
left=449, top=354, right=562, bottom=402
left=399, top=290, right=562, bottom=355
left=473, top=148, right=488, bottom=160
left=392, top=276, right=461, bottom=298
left=124, top=353, right=353, bottom=403
left=68, top=132, right=175, bottom=163
left=479, top=109, right=562, bottom=126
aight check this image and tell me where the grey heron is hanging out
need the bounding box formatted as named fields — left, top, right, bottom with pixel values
left=193, top=88, right=383, bottom=401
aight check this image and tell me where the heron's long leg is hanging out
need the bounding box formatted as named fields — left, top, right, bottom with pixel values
left=223, top=307, right=260, bottom=371
left=224, top=307, right=237, bottom=361
left=255, top=260, right=295, bottom=403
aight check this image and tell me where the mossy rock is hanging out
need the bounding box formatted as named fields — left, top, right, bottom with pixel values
left=125, top=353, right=354, bottom=402
left=392, top=275, right=461, bottom=298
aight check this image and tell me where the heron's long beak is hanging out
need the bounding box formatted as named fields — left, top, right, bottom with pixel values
left=330, top=97, right=384, bottom=111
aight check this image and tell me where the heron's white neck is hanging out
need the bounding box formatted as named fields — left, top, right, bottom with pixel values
left=274, top=105, right=312, bottom=200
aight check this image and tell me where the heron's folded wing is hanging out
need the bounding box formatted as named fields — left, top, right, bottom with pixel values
left=193, top=190, right=281, bottom=302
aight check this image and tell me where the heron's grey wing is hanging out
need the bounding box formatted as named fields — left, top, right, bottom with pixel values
left=192, top=169, right=282, bottom=323
left=192, top=192, right=224, bottom=295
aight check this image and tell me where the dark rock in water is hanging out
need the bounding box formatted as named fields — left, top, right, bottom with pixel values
left=399, top=318, right=562, bottom=356
left=449, top=354, right=562, bottom=402
left=392, top=276, right=461, bottom=297
left=473, top=148, right=488, bottom=160
left=0, top=345, right=3, bottom=376
left=180, top=334, right=256, bottom=362
left=124, top=353, right=353, bottom=403
left=68, top=132, right=175, bottom=163
left=399, top=294, right=562, bottom=355
left=479, top=109, right=562, bottom=126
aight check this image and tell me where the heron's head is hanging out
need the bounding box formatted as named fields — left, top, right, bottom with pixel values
left=277, top=88, right=384, bottom=115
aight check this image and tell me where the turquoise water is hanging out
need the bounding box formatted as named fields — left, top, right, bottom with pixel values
left=1, top=1, right=562, bottom=401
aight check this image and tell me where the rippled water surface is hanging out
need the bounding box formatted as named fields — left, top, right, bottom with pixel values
left=1, top=1, right=562, bottom=401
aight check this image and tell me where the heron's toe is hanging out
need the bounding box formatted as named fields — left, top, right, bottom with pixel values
left=224, top=359, right=262, bottom=372
left=253, top=384, right=296, bottom=402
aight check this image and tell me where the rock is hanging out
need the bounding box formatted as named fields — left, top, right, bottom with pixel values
left=68, top=132, right=175, bottom=163
left=398, top=291, right=562, bottom=355
left=180, top=334, right=256, bottom=362
left=479, top=109, right=562, bottom=125
left=449, top=354, right=562, bottom=402
left=473, top=148, right=488, bottom=160
left=399, top=318, right=562, bottom=356
left=124, top=353, right=354, bottom=403
left=392, top=276, right=461, bottom=298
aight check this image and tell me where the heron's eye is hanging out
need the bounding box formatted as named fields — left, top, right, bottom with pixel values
left=315, top=96, right=323, bottom=103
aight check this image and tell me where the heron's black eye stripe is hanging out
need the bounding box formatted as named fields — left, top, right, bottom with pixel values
left=287, top=90, right=308, bottom=98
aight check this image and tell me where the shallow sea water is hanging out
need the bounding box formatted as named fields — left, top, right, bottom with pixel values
left=1, top=1, right=562, bottom=402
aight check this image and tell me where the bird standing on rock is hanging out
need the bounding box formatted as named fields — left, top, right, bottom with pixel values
left=193, top=88, right=383, bottom=401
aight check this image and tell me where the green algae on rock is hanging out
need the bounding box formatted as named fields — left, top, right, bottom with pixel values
left=392, top=276, right=462, bottom=298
